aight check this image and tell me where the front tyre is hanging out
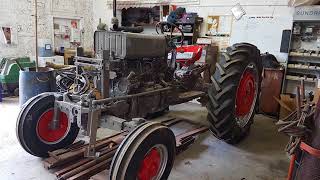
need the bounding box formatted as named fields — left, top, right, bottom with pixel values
left=16, top=93, right=79, bottom=157
left=110, top=122, right=176, bottom=180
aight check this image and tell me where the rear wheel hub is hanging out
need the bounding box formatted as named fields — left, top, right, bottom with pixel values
left=138, top=148, right=161, bottom=180
left=37, top=109, right=69, bottom=143
left=235, top=66, right=258, bottom=127
left=137, top=145, right=168, bottom=180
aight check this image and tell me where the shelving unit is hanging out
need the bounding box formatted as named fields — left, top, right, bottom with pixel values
left=286, top=75, right=317, bottom=83
left=283, top=6, right=320, bottom=94
left=287, top=63, right=320, bottom=75
left=164, top=32, right=194, bottom=37
left=162, top=16, right=203, bottom=45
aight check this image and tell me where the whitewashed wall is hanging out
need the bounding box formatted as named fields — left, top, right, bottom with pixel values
left=1, top=0, right=295, bottom=63
left=95, top=0, right=294, bottom=62
left=0, top=0, right=94, bottom=59
left=184, top=0, right=294, bottom=62
left=93, top=0, right=113, bottom=30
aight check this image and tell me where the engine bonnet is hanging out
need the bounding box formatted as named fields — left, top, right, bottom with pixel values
left=94, top=31, right=168, bottom=60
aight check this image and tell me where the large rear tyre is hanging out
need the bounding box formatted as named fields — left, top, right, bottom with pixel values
left=16, top=93, right=79, bottom=157
left=110, top=122, right=176, bottom=180
left=207, top=43, right=261, bottom=144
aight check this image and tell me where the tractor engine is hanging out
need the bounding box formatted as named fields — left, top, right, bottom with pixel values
left=109, top=57, right=170, bottom=97
left=90, top=30, right=176, bottom=118
left=95, top=31, right=172, bottom=97
left=94, top=31, right=173, bottom=97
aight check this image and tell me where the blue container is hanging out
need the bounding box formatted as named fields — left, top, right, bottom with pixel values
left=0, top=84, right=2, bottom=102
left=19, top=67, right=56, bottom=106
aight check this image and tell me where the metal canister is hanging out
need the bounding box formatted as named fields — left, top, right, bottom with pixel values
left=19, top=67, right=56, bottom=106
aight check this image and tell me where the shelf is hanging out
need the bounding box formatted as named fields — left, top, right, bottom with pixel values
left=289, top=53, right=320, bottom=59
left=283, top=19, right=320, bottom=94
left=288, top=57, right=320, bottom=64
left=206, top=34, right=230, bottom=37
left=285, top=75, right=316, bottom=83
left=164, top=32, right=194, bottom=37
left=287, top=66, right=320, bottom=71
left=287, top=67, right=320, bottom=76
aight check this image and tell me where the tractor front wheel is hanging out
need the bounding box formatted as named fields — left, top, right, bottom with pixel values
left=16, top=93, right=79, bottom=157
left=110, top=122, right=176, bottom=180
left=207, top=43, right=261, bottom=144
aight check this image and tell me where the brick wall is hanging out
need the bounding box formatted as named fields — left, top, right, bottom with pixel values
left=0, top=0, right=94, bottom=59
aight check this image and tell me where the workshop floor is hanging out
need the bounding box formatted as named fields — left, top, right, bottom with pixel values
left=0, top=97, right=289, bottom=180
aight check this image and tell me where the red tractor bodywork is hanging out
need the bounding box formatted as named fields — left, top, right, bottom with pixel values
left=175, top=45, right=203, bottom=67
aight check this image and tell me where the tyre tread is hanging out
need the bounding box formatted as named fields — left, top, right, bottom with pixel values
left=206, top=43, right=261, bottom=144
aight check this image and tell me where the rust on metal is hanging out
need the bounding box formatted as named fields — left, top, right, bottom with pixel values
left=58, top=149, right=117, bottom=180
left=43, top=120, right=209, bottom=179
left=67, top=159, right=112, bottom=180
left=176, top=126, right=209, bottom=146
left=44, top=132, right=126, bottom=169
left=300, top=79, right=305, bottom=101
left=296, top=86, right=302, bottom=118
left=276, top=85, right=315, bottom=155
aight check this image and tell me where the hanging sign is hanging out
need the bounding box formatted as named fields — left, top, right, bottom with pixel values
left=294, top=6, right=320, bottom=21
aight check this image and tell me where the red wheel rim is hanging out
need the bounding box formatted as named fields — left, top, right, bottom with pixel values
left=235, top=70, right=256, bottom=117
left=137, top=148, right=161, bottom=180
left=37, top=109, right=69, bottom=143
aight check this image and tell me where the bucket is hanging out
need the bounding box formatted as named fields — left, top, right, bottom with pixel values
left=19, top=67, right=56, bottom=106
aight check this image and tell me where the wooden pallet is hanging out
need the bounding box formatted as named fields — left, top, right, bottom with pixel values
left=90, top=170, right=108, bottom=180
left=43, top=119, right=208, bottom=180
left=43, top=132, right=127, bottom=180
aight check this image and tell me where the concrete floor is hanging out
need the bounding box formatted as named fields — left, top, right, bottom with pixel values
left=0, top=97, right=289, bottom=180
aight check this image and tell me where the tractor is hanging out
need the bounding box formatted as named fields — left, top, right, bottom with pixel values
left=16, top=1, right=262, bottom=179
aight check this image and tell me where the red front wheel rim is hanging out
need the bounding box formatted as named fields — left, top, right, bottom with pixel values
left=137, top=145, right=168, bottom=180
left=37, top=109, right=69, bottom=143
left=235, top=67, right=258, bottom=126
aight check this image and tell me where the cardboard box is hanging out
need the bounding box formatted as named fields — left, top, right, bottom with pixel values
left=279, top=94, right=296, bottom=119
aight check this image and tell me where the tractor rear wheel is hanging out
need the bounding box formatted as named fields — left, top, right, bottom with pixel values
left=206, top=43, right=261, bottom=144
left=110, top=122, right=176, bottom=180
left=16, top=93, right=79, bottom=157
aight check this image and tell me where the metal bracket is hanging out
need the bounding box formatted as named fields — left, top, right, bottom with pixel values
left=85, top=101, right=101, bottom=158
left=51, top=96, right=61, bottom=130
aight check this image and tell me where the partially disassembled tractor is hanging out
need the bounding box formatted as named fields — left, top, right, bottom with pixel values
left=16, top=1, right=262, bottom=179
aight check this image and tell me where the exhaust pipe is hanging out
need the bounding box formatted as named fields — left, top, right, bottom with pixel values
left=111, top=0, right=119, bottom=30
left=113, top=0, right=117, bottom=18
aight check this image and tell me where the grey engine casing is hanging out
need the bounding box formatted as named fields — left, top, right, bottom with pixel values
left=94, top=31, right=168, bottom=59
